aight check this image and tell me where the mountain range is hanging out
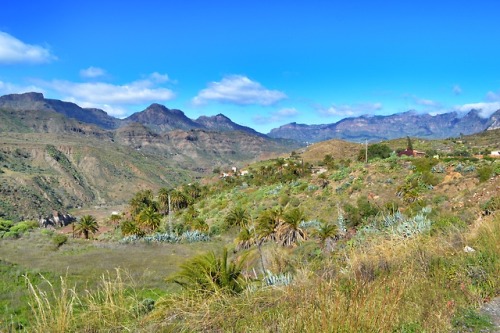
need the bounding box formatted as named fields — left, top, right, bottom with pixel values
left=2, top=92, right=498, bottom=143
left=268, top=109, right=500, bottom=143
left=0, top=92, right=299, bottom=221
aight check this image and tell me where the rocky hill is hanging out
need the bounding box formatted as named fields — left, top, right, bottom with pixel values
left=0, top=92, right=120, bottom=130
left=0, top=93, right=301, bottom=220
left=268, top=110, right=500, bottom=143
left=124, top=103, right=202, bottom=132
left=195, top=114, right=264, bottom=137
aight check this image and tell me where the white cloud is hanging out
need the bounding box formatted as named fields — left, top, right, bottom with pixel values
left=0, top=31, right=55, bottom=64
left=319, top=102, right=382, bottom=117
left=453, top=85, right=462, bottom=95
left=415, top=98, right=440, bottom=107
left=148, top=72, right=170, bottom=83
left=80, top=66, right=106, bottom=78
left=253, top=107, right=299, bottom=124
left=34, top=73, right=175, bottom=117
left=192, top=75, right=287, bottom=106
left=455, top=102, right=500, bottom=118
left=44, top=78, right=175, bottom=105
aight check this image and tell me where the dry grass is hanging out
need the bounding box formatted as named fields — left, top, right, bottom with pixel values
left=144, top=214, right=500, bottom=332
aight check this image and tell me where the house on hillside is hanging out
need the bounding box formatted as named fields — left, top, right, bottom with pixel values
left=397, top=148, right=426, bottom=157
left=398, top=148, right=414, bottom=157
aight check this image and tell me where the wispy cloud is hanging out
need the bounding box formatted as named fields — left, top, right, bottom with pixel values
left=318, top=102, right=382, bottom=117
left=192, top=75, right=287, bottom=106
left=80, top=66, right=106, bottom=78
left=0, top=31, right=56, bottom=64
left=253, top=107, right=299, bottom=124
left=414, top=98, right=440, bottom=107
left=486, top=90, right=500, bottom=102
left=455, top=102, right=500, bottom=118
left=37, top=72, right=175, bottom=117
left=453, top=90, right=500, bottom=118
left=453, top=84, right=462, bottom=95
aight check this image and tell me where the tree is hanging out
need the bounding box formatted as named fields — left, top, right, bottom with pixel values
left=129, top=190, right=155, bottom=217
left=256, top=207, right=283, bottom=244
left=170, top=190, right=189, bottom=211
left=137, top=206, right=161, bottom=232
left=358, top=143, right=392, bottom=161
left=109, top=213, right=121, bottom=226
left=75, top=215, right=99, bottom=239
left=315, top=221, right=339, bottom=250
left=157, top=187, right=170, bottom=215
left=235, top=227, right=255, bottom=251
left=276, top=208, right=307, bottom=247
left=225, top=206, right=250, bottom=229
left=168, top=248, right=247, bottom=295
left=406, top=136, right=413, bottom=150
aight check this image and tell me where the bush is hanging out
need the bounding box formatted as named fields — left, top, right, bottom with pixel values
left=52, top=234, right=68, bottom=248
left=477, top=165, right=494, bottom=182
left=358, top=143, right=392, bottom=162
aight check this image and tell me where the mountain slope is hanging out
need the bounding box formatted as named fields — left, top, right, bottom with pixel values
left=195, top=114, right=265, bottom=136
left=124, top=103, right=203, bottom=133
left=0, top=92, right=119, bottom=130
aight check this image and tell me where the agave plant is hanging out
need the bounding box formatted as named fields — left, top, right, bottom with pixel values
left=168, top=248, right=247, bottom=295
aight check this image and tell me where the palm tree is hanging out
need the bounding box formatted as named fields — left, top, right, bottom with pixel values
left=276, top=208, right=307, bottom=247
left=225, top=206, right=249, bottom=229
left=137, top=206, right=161, bottom=232
left=109, top=213, right=121, bottom=227
left=168, top=248, right=247, bottom=295
left=235, top=226, right=255, bottom=251
left=129, top=190, right=155, bottom=217
left=315, top=221, right=339, bottom=251
left=157, top=187, right=170, bottom=215
left=256, top=207, right=283, bottom=244
left=75, top=215, right=99, bottom=239
left=170, top=190, right=189, bottom=211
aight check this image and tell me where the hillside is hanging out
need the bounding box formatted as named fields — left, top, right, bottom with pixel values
left=0, top=129, right=499, bottom=331
left=0, top=94, right=301, bottom=221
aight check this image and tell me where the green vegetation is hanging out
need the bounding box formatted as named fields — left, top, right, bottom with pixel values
left=74, top=215, right=99, bottom=239
left=0, top=132, right=499, bottom=331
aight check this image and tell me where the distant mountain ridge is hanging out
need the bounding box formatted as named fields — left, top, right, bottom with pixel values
left=0, top=92, right=120, bottom=130
left=268, top=109, right=500, bottom=143
left=0, top=92, right=263, bottom=137
left=1, top=92, right=499, bottom=143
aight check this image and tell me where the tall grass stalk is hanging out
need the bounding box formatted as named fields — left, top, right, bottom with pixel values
left=26, top=274, right=77, bottom=333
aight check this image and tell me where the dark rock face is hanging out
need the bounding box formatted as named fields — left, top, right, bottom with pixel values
left=268, top=110, right=499, bottom=143
left=39, top=212, right=76, bottom=228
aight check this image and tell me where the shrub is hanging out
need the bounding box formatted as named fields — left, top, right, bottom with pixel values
left=358, top=143, right=392, bottom=161
left=477, top=165, right=494, bottom=182
left=52, top=234, right=68, bottom=248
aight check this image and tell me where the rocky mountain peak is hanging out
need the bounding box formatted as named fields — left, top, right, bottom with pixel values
left=0, top=92, right=45, bottom=103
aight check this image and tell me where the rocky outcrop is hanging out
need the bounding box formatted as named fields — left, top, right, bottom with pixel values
left=39, top=211, right=76, bottom=228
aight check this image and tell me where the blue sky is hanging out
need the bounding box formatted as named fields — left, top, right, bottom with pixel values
left=1, top=0, right=500, bottom=133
